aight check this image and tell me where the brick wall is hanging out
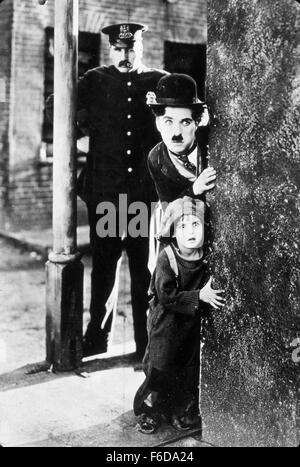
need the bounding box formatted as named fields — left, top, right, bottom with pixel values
left=4, top=0, right=207, bottom=231
left=7, top=0, right=53, bottom=230
left=0, top=0, right=13, bottom=229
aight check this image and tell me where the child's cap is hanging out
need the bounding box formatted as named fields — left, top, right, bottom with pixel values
left=158, top=196, right=205, bottom=243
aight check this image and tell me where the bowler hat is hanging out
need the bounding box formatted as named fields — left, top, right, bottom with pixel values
left=102, top=22, right=147, bottom=48
left=147, top=74, right=204, bottom=109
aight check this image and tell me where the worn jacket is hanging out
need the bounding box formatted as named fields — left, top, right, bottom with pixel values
left=144, top=245, right=210, bottom=374
left=147, top=128, right=208, bottom=204
left=76, top=65, right=167, bottom=206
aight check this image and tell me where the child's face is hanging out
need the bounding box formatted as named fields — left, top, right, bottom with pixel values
left=174, top=214, right=204, bottom=253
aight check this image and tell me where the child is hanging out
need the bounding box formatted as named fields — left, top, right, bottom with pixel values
left=134, top=196, right=224, bottom=434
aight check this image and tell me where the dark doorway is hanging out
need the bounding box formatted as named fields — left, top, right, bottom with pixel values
left=42, top=28, right=101, bottom=153
left=164, top=42, right=206, bottom=100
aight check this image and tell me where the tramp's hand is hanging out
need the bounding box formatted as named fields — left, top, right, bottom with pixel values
left=197, top=106, right=210, bottom=127
left=193, top=167, right=216, bottom=195
left=77, top=136, right=89, bottom=154
left=199, top=277, right=225, bottom=310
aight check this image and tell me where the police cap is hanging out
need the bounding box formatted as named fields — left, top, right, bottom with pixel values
left=102, top=23, right=148, bottom=48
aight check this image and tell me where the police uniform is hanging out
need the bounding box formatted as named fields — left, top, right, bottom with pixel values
left=77, top=65, right=165, bottom=206
left=79, top=23, right=167, bottom=357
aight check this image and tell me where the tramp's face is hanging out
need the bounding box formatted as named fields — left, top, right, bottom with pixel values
left=156, top=107, right=197, bottom=155
left=110, top=43, right=143, bottom=73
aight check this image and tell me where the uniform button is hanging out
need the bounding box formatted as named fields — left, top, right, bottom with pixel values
left=128, top=167, right=133, bottom=173
left=128, top=97, right=132, bottom=102
left=127, top=131, right=132, bottom=136
left=127, top=150, right=132, bottom=155
left=127, top=81, right=132, bottom=86
left=127, top=114, right=132, bottom=119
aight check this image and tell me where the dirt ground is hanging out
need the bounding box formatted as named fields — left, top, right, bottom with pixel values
left=0, top=238, right=134, bottom=375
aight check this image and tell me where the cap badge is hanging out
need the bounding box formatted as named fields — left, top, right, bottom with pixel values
left=119, top=25, right=134, bottom=39
left=146, top=92, right=157, bottom=106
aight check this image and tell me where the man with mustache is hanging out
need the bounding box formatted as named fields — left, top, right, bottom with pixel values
left=147, top=74, right=216, bottom=205
left=75, top=23, right=167, bottom=359
left=134, top=74, right=218, bottom=431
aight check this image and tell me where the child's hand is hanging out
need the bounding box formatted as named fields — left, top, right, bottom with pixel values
left=192, top=167, right=216, bottom=195
left=199, top=277, right=225, bottom=310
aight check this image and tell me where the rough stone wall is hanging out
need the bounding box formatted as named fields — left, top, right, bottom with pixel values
left=2, top=0, right=207, bottom=231
left=203, top=0, right=300, bottom=446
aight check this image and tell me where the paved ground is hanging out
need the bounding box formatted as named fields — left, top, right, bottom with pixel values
left=0, top=360, right=204, bottom=448
left=2, top=231, right=293, bottom=447
left=0, top=234, right=206, bottom=448
left=0, top=233, right=134, bottom=374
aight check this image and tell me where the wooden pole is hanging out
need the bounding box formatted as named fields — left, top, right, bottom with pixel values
left=46, top=0, right=83, bottom=371
left=53, top=0, right=78, bottom=255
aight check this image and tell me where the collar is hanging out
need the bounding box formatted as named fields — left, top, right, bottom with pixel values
left=136, top=64, right=151, bottom=74
left=173, top=244, right=204, bottom=262
left=169, top=139, right=198, bottom=158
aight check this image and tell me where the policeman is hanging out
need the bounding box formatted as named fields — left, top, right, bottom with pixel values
left=78, top=23, right=167, bottom=359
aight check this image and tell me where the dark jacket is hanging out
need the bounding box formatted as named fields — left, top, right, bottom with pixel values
left=76, top=65, right=167, bottom=206
left=147, top=128, right=208, bottom=204
left=144, top=245, right=210, bottom=374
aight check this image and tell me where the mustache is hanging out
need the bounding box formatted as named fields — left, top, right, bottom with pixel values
left=118, top=60, right=132, bottom=68
left=172, top=135, right=183, bottom=142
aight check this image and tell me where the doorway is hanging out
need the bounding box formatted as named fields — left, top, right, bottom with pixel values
left=164, top=42, right=207, bottom=100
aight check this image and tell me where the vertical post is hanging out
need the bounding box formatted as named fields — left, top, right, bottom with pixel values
left=52, top=0, right=78, bottom=255
left=46, top=0, right=83, bottom=371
